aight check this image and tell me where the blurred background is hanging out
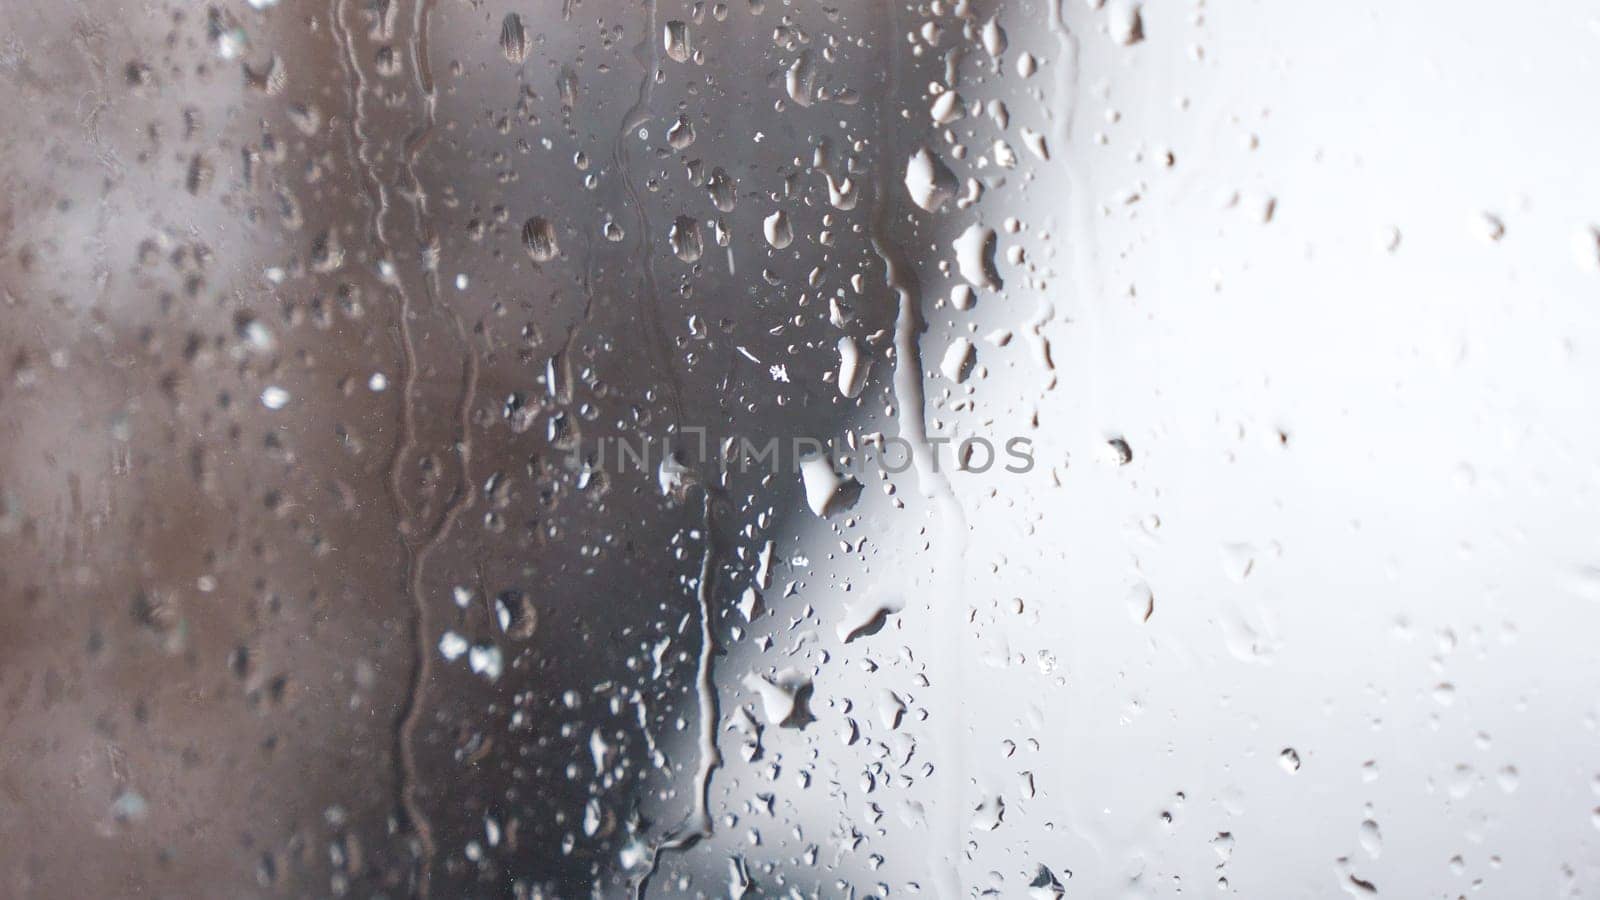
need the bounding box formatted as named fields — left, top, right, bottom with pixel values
left=3, top=0, right=1600, bottom=896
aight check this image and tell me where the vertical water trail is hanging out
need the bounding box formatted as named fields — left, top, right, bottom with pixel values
left=404, top=0, right=442, bottom=302
left=395, top=0, right=483, bottom=892
left=333, top=0, right=474, bottom=891
left=329, top=0, right=396, bottom=253
left=387, top=308, right=430, bottom=896
left=867, top=4, right=971, bottom=897
left=632, top=489, right=723, bottom=899
left=563, top=232, right=601, bottom=366
left=684, top=491, right=722, bottom=839
left=328, top=0, right=425, bottom=531
left=328, top=5, right=424, bottom=874
left=1046, top=0, right=1105, bottom=416
left=395, top=344, right=479, bottom=898
left=411, top=0, right=436, bottom=109
left=611, top=4, right=720, bottom=890
left=612, top=0, right=688, bottom=427
left=1046, top=0, right=1080, bottom=148
left=329, top=0, right=423, bottom=531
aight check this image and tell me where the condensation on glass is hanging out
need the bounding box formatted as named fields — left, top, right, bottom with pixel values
left=2, top=0, right=1599, bottom=896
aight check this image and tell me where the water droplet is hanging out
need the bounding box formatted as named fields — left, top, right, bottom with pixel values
left=785, top=51, right=817, bottom=107
left=707, top=167, right=737, bottom=212
left=670, top=215, right=704, bottom=262
left=931, top=89, right=965, bottom=125
left=468, top=644, right=503, bottom=681
left=522, top=217, right=559, bottom=262
left=1574, top=225, right=1600, bottom=270
left=763, top=210, right=793, bottom=249
left=799, top=454, right=860, bottom=516
left=667, top=115, right=696, bottom=149
left=260, top=386, right=290, bottom=410
left=981, top=18, right=1008, bottom=58
left=1126, top=582, right=1154, bottom=622
left=438, top=631, right=468, bottom=661
left=500, top=13, right=528, bottom=64
left=664, top=20, right=691, bottom=63
left=836, top=336, right=870, bottom=398
left=742, top=669, right=814, bottom=728
left=837, top=596, right=904, bottom=643
left=494, top=590, right=538, bottom=639
left=953, top=224, right=1002, bottom=290
left=1475, top=211, right=1505, bottom=242
left=1108, top=0, right=1145, bottom=45
left=939, top=337, right=976, bottom=383
left=1279, top=747, right=1301, bottom=773
left=905, top=146, right=957, bottom=213
left=1021, top=127, right=1050, bottom=161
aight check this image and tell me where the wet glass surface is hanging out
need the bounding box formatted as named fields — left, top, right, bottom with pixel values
left=3, top=0, right=1600, bottom=896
